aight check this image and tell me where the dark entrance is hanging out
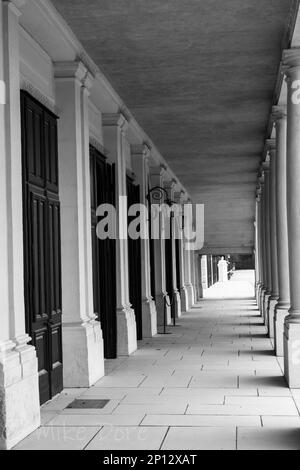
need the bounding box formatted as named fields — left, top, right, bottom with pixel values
left=90, top=145, right=117, bottom=359
left=21, top=91, right=63, bottom=405
left=127, top=176, right=143, bottom=340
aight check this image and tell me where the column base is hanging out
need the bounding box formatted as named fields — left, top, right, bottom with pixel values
left=274, top=305, right=289, bottom=357
left=62, top=319, right=104, bottom=387
left=155, top=293, right=172, bottom=327
left=186, top=283, right=195, bottom=310
left=256, top=283, right=261, bottom=309
left=180, top=286, right=189, bottom=313
left=267, top=297, right=278, bottom=338
left=263, top=293, right=271, bottom=328
left=142, top=297, right=157, bottom=338
left=284, top=319, right=300, bottom=388
left=174, top=289, right=182, bottom=318
left=259, top=287, right=266, bottom=316
left=117, top=305, right=137, bottom=356
left=0, top=338, right=40, bottom=450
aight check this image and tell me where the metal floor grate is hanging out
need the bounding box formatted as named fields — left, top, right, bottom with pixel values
left=66, top=399, right=110, bottom=409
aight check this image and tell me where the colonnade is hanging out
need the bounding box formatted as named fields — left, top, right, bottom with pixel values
left=255, top=50, right=300, bottom=386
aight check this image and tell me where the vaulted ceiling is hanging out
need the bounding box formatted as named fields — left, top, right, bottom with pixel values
left=52, top=0, right=295, bottom=253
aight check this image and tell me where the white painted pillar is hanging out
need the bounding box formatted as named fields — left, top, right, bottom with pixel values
left=103, top=113, right=137, bottom=354
left=258, top=173, right=267, bottom=317
left=173, top=191, right=186, bottom=315
left=183, top=199, right=195, bottom=308
left=165, top=180, right=181, bottom=319
left=262, top=160, right=272, bottom=328
left=177, top=192, right=189, bottom=312
left=254, top=196, right=260, bottom=306
left=149, top=166, right=172, bottom=326
left=131, top=144, right=157, bottom=337
left=283, top=50, right=300, bottom=387
left=54, top=61, right=104, bottom=386
left=0, top=0, right=40, bottom=450
left=201, top=255, right=208, bottom=290
left=272, top=106, right=290, bottom=356
left=255, top=186, right=263, bottom=311
left=190, top=242, right=197, bottom=294
left=266, top=139, right=279, bottom=338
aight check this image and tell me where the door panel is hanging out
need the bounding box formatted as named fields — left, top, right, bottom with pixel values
left=21, top=91, right=63, bottom=405
left=90, top=146, right=117, bottom=359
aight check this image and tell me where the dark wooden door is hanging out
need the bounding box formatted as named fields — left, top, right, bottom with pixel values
left=90, top=146, right=117, bottom=359
left=165, top=216, right=176, bottom=320
left=21, top=91, right=63, bottom=405
left=127, top=176, right=143, bottom=340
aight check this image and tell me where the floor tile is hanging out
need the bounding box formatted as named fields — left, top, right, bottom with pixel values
left=162, top=427, right=236, bottom=450
left=237, top=427, right=300, bottom=450
left=142, top=414, right=261, bottom=427
left=47, top=414, right=145, bottom=427
left=86, top=426, right=168, bottom=450
left=14, top=427, right=100, bottom=450
left=262, top=416, right=300, bottom=427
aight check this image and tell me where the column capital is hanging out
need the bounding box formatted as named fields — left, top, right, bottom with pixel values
left=265, top=138, right=276, bottom=153
left=102, top=112, right=129, bottom=133
left=256, top=184, right=262, bottom=202
left=149, top=165, right=165, bottom=178
left=272, top=105, right=287, bottom=123
left=164, top=179, right=177, bottom=191
left=54, top=61, right=94, bottom=90
left=131, top=142, right=151, bottom=160
left=282, top=48, right=300, bottom=80
left=264, top=139, right=275, bottom=163
left=260, top=159, right=270, bottom=178
left=2, top=0, right=26, bottom=16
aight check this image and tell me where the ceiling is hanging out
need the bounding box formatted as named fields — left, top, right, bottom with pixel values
left=52, top=0, right=294, bottom=254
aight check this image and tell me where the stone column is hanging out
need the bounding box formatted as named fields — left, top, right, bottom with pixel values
left=149, top=166, right=171, bottom=326
left=183, top=199, right=195, bottom=308
left=103, top=113, right=137, bottom=354
left=266, top=139, right=279, bottom=338
left=0, top=0, right=40, bottom=449
left=174, top=191, right=185, bottom=317
left=178, top=192, right=189, bottom=312
left=256, top=185, right=263, bottom=312
left=283, top=50, right=300, bottom=386
left=258, top=173, right=267, bottom=317
left=201, top=255, right=208, bottom=290
left=190, top=242, right=197, bottom=294
left=55, top=61, right=104, bottom=385
left=254, top=191, right=261, bottom=307
left=165, top=180, right=181, bottom=319
left=272, top=106, right=290, bottom=356
left=262, top=160, right=272, bottom=328
left=131, top=144, right=157, bottom=337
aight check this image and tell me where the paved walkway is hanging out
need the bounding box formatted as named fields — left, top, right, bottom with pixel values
left=15, top=271, right=300, bottom=450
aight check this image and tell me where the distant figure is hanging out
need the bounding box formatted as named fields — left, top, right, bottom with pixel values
left=218, top=256, right=228, bottom=282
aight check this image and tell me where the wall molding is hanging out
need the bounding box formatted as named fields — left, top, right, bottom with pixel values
left=20, top=77, right=59, bottom=115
